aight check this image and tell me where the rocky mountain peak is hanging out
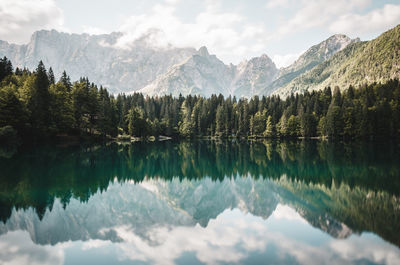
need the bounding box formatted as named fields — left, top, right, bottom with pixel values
left=0, top=29, right=197, bottom=94
left=318, top=34, right=359, bottom=59
left=259, top=53, right=272, bottom=60
left=249, top=54, right=276, bottom=68
left=198, top=46, right=209, bottom=57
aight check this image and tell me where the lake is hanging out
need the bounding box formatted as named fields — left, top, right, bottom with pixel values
left=0, top=140, right=399, bottom=265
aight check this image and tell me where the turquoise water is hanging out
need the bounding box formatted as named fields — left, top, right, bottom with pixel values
left=0, top=140, right=399, bottom=265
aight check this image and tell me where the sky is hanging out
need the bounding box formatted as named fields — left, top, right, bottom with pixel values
left=1, top=0, right=400, bottom=67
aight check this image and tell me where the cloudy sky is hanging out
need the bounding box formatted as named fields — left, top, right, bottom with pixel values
left=1, top=0, right=400, bottom=67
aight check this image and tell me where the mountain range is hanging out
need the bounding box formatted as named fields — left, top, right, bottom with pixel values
left=0, top=24, right=399, bottom=97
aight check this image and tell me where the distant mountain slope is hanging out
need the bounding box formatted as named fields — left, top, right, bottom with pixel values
left=138, top=46, right=236, bottom=97
left=0, top=30, right=279, bottom=97
left=140, top=33, right=358, bottom=98
left=1, top=24, right=398, bottom=98
left=0, top=30, right=197, bottom=93
left=232, top=54, right=278, bottom=97
left=261, top=34, right=359, bottom=95
left=139, top=47, right=278, bottom=98
left=274, top=24, right=400, bottom=97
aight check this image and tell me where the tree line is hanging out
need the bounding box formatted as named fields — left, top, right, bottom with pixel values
left=0, top=57, right=399, bottom=143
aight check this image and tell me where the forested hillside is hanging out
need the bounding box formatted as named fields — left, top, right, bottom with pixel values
left=0, top=57, right=399, bottom=144
left=275, top=24, right=400, bottom=97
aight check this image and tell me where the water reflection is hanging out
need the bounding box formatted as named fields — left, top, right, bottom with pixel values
left=0, top=140, right=399, bottom=265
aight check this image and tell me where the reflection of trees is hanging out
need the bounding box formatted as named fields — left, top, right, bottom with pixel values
left=278, top=178, right=400, bottom=247
left=0, top=140, right=399, bottom=235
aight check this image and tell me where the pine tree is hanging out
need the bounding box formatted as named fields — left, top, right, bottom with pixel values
left=300, top=113, right=317, bottom=137
left=48, top=67, right=55, bottom=84
left=263, top=115, right=276, bottom=138
left=0, top=85, right=25, bottom=133
left=317, top=116, right=327, bottom=137
left=29, top=61, right=50, bottom=135
left=60, top=71, right=72, bottom=91
left=249, top=115, right=254, bottom=136
left=0, top=57, right=13, bottom=81
left=215, top=104, right=225, bottom=137
left=278, top=113, right=288, bottom=137
left=253, top=111, right=266, bottom=136
left=287, top=115, right=300, bottom=137
left=326, top=105, right=343, bottom=138
left=126, top=107, right=148, bottom=137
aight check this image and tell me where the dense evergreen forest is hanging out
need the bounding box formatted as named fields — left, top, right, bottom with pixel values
left=0, top=57, right=399, bottom=144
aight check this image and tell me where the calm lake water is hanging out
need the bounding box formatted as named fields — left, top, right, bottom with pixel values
left=0, top=140, right=399, bottom=265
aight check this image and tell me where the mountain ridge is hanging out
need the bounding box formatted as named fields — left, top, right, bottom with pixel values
left=262, top=34, right=359, bottom=95
left=2, top=25, right=398, bottom=98
left=138, top=47, right=279, bottom=98
left=0, top=29, right=198, bottom=94
left=273, top=24, right=400, bottom=97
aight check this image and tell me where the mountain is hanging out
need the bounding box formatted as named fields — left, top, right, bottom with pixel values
left=273, top=24, right=400, bottom=97
left=138, top=46, right=236, bottom=97
left=261, top=34, right=359, bottom=95
left=0, top=30, right=197, bottom=94
left=1, top=25, right=398, bottom=98
left=139, top=47, right=278, bottom=98
left=0, top=30, right=279, bottom=97
left=232, top=54, right=278, bottom=97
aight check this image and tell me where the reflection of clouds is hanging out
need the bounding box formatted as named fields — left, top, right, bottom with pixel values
left=1, top=206, right=400, bottom=265
left=0, top=231, right=64, bottom=265
left=108, top=207, right=400, bottom=265
left=330, top=234, right=400, bottom=265
left=112, top=209, right=268, bottom=265
left=271, top=204, right=307, bottom=224
left=1, top=176, right=400, bottom=265
left=81, top=239, right=110, bottom=250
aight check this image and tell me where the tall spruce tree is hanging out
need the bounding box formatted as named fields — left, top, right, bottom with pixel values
left=29, top=61, right=50, bottom=135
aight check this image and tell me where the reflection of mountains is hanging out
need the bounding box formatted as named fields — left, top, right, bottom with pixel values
left=0, top=177, right=277, bottom=245
left=0, top=140, right=399, bottom=247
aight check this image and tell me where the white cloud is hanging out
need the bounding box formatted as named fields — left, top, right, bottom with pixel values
left=276, top=0, right=371, bottom=37
left=330, top=234, right=400, bottom=265
left=76, top=208, right=400, bottom=265
left=272, top=51, right=303, bottom=68
left=0, top=231, right=64, bottom=265
left=265, top=0, right=290, bottom=9
left=164, top=0, right=181, bottom=5
left=114, top=1, right=270, bottom=64
left=329, top=4, right=400, bottom=36
left=272, top=204, right=307, bottom=223
left=0, top=0, right=65, bottom=44
left=109, top=209, right=270, bottom=265
left=82, top=26, right=108, bottom=35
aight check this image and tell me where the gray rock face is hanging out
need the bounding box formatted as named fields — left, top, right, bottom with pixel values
left=138, top=46, right=236, bottom=97
left=0, top=31, right=280, bottom=98
left=232, top=54, right=278, bottom=98
left=0, top=30, right=356, bottom=97
left=139, top=47, right=278, bottom=98
left=0, top=30, right=197, bottom=94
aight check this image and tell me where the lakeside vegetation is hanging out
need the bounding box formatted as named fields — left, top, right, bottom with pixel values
left=1, top=57, right=399, bottom=145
